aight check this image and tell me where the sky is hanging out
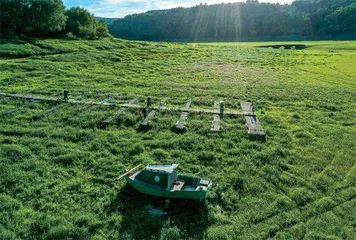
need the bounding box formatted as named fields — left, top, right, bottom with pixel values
left=63, top=0, right=295, bottom=18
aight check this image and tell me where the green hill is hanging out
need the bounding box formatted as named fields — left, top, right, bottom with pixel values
left=0, top=38, right=355, bottom=239
left=108, top=0, right=356, bottom=42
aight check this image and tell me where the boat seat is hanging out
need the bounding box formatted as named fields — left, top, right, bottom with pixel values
left=172, top=180, right=186, bottom=191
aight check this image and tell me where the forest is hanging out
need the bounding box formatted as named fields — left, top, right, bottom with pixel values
left=0, top=0, right=110, bottom=39
left=108, top=0, right=356, bottom=42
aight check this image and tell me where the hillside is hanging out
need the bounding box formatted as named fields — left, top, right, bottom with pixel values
left=108, top=0, right=356, bottom=42
left=0, top=38, right=355, bottom=239
left=95, top=16, right=118, bottom=25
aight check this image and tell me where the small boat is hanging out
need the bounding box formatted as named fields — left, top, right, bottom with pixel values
left=120, top=164, right=212, bottom=199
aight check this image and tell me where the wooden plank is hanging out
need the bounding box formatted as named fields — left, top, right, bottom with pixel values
left=0, top=92, right=259, bottom=116
left=102, top=109, right=124, bottom=127
left=140, top=110, right=156, bottom=128
left=139, top=97, right=164, bottom=129
left=210, top=101, right=221, bottom=132
left=71, top=104, right=93, bottom=119
left=0, top=100, right=41, bottom=117
left=183, top=99, right=192, bottom=112
left=32, top=104, right=64, bottom=120
left=240, top=101, right=255, bottom=115
left=154, top=106, right=249, bottom=116
left=117, top=164, right=142, bottom=180
left=240, top=101, right=251, bottom=112
left=0, top=92, right=59, bottom=102
left=87, top=98, right=111, bottom=111
left=175, top=99, right=191, bottom=131
left=175, top=112, right=189, bottom=131
left=157, top=98, right=168, bottom=110
left=32, top=96, right=81, bottom=121
left=211, top=115, right=221, bottom=132
left=240, top=102, right=266, bottom=137
left=119, top=103, right=141, bottom=108
left=1, top=105, right=26, bottom=116
left=245, top=115, right=266, bottom=137
left=71, top=98, right=110, bottom=120
left=0, top=91, right=64, bottom=117
left=0, top=90, right=28, bottom=105
left=101, top=99, right=137, bottom=127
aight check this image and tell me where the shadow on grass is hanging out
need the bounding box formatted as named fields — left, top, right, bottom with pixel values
left=108, top=184, right=209, bottom=239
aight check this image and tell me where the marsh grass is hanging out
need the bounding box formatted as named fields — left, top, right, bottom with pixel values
left=0, top=38, right=355, bottom=239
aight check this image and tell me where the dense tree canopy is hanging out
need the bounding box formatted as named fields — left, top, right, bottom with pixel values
left=1, top=0, right=67, bottom=37
left=27, top=0, right=67, bottom=36
left=108, top=0, right=356, bottom=41
left=0, top=0, right=110, bottom=39
left=65, top=7, right=110, bottom=39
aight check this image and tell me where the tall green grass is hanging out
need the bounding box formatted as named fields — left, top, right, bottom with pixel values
left=0, top=38, right=355, bottom=239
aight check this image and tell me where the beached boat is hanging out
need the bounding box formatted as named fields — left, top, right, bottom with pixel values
left=123, top=164, right=212, bottom=199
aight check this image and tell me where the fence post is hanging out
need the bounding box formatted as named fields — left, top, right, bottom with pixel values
left=147, top=97, right=151, bottom=108
left=220, top=101, right=224, bottom=118
left=63, top=90, right=69, bottom=100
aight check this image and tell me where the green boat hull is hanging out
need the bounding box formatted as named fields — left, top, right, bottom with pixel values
left=127, top=177, right=208, bottom=199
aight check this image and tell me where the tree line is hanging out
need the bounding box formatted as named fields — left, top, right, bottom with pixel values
left=108, top=0, right=356, bottom=42
left=0, top=0, right=110, bottom=39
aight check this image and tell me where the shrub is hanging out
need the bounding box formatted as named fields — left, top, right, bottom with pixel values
left=47, top=225, right=90, bottom=240
left=53, top=153, right=78, bottom=165
left=128, top=143, right=145, bottom=156
left=207, top=225, right=235, bottom=240
left=152, top=149, right=169, bottom=161
left=0, top=194, right=22, bottom=212
left=78, top=25, right=97, bottom=40
left=290, top=187, right=316, bottom=207
left=159, top=221, right=184, bottom=240
left=65, top=32, right=76, bottom=40
left=74, top=213, right=102, bottom=232
left=198, top=151, right=219, bottom=163
left=292, top=112, right=300, bottom=119
left=121, top=232, right=135, bottom=240
left=0, top=226, right=16, bottom=240
left=0, top=144, right=31, bottom=162
left=304, top=231, right=340, bottom=240
left=313, top=197, right=337, bottom=213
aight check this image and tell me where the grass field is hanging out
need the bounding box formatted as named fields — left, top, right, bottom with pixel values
left=0, top=38, right=355, bottom=239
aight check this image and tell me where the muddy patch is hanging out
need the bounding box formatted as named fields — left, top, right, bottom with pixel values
left=257, top=44, right=308, bottom=50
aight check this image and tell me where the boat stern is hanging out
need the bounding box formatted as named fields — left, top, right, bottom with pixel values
left=197, top=179, right=212, bottom=190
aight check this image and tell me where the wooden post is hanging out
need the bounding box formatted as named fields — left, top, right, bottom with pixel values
left=220, top=101, right=224, bottom=119
left=147, top=97, right=151, bottom=108
left=117, top=164, right=142, bottom=180
left=63, top=90, right=69, bottom=100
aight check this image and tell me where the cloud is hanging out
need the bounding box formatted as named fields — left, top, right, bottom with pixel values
left=82, top=0, right=294, bottom=18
